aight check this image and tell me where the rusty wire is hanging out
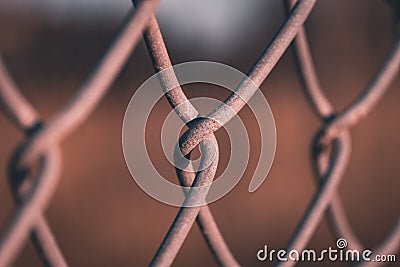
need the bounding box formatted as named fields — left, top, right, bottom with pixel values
left=277, top=1, right=400, bottom=266
left=0, top=49, right=67, bottom=267
left=0, top=0, right=399, bottom=266
left=135, top=0, right=318, bottom=266
left=135, top=7, right=240, bottom=266
left=0, top=1, right=159, bottom=266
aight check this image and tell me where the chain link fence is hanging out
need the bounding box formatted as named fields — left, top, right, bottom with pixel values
left=0, top=0, right=399, bottom=266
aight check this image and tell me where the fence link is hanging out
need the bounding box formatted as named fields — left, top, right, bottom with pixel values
left=0, top=0, right=399, bottom=266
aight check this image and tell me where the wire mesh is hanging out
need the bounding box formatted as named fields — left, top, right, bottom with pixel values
left=0, top=0, right=399, bottom=266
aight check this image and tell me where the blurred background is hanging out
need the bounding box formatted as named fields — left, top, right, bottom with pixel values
left=0, top=0, right=399, bottom=266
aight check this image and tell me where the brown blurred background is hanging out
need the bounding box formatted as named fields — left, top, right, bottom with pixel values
left=0, top=0, right=399, bottom=266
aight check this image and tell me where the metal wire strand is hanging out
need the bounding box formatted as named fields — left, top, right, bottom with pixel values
left=323, top=38, right=400, bottom=143
left=18, top=0, right=159, bottom=169
left=0, top=56, right=68, bottom=267
left=134, top=4, right=240, bottom=265
left=178, top=0, right=318, bottom=159
left=0, top=0, right=398, bottom=266
left=277, top=131, right=352, bottom=267
left=283, top=1, right=400, bottom=266
left=140, top=10, right=238, bottom=267
left=285, top=0, right=362, bottom=252
left=135, top=0, right=318, bottom=265
left=0, top=58, right=40, bottom=129
left=0, top=1, right=158, bottom=266
left=290, top=10, right=400, bottom=265
left=0, top=146, right=62, bottom=267
left=137, top=0, right=318, bottom=266
left=284, top=0, right=333, bottom=119
left=150, top=139, right=219, bottom=267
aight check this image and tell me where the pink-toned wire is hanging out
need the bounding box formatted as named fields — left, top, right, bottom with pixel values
left=0, top=1, right=159, bottom=266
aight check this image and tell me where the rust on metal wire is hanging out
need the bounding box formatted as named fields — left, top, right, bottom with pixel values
left=0, top=0, right=399, bottom=266
left=0, top=1, right=159, bottom=267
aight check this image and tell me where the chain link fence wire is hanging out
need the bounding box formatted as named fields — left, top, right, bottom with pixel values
left=0, top=0, right=399, bottom=266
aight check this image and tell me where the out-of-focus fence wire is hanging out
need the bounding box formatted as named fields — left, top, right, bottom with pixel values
left=0, top=0, right=399, bottom=266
